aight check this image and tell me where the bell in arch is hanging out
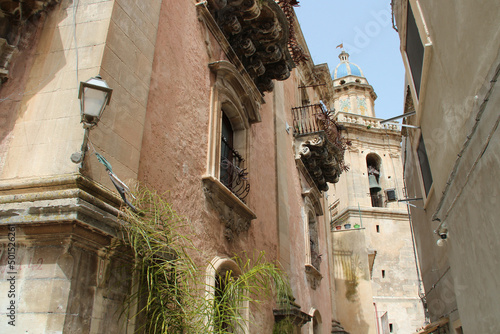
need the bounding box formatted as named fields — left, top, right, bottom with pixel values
left=368, top=174, right=382, bottom=192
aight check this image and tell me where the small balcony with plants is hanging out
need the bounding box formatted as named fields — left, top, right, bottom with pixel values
left=292, top=103, right=349, bottom=192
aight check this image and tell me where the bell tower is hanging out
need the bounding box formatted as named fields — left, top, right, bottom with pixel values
left=332, top=51, right=377, bottom=117
left=328, top=53, right=425, bottom=333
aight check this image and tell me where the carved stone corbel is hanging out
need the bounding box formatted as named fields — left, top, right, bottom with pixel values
left=202, top=175, right=256, bottom=241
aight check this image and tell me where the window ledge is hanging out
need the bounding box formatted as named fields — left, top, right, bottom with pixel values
left=202, top=175, right=256, bottom=240
left=305, top=264, right=322, bottom=290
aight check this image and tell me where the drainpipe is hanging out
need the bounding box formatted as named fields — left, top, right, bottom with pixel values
left=374, top=302, right=381, bottom=334
left=358, top=203, right=363, bottom=227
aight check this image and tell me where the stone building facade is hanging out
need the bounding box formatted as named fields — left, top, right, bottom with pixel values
left=392, top=0, right=500, bottom=333
left=327, top=52, right=425, bottom=334
left=0, top=0, right=351, bottom=333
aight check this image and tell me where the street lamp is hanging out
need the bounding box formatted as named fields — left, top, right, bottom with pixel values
left=71, top=75, right=113, bottom=164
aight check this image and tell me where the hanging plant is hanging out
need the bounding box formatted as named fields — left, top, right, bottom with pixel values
left=118, top=187, right=292, bottom=333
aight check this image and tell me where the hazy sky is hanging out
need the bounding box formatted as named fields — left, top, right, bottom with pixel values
left=294, top=0, right=405, bottom=120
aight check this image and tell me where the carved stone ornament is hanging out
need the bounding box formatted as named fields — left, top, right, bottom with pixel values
left=305, top=264, right=322, bottom=290
left=0, top=0, right=61, bottom=82
left=297, top=133, right=343, bottom=192
left=202, top=175, right=256, bottom=241
left=207, top=0, right=294, bottom=93
left=273, top=294, right=312, bottom=327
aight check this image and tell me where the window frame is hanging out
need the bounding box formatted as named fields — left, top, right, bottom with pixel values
left=303, top=195, right=323, bottom=289
left=309, top=308, right=322, bottom=334
left=416, top=134, right=433, bottom=197
left=410, top=131, right=434, bottom=205
left=400, top=0, right=433, bottom=125
left=203, top=61, right=260, bottom=232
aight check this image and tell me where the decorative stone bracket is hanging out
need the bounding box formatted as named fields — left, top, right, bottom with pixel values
left=205, top=0, right=294, bottom=93
left=273, top=295, right=312, bottom=327
left=296, top=133, right=343, bottom=191
left=305, top=263, right=322, bottom=290
left=202, top=175, right=256, bottom=241
left=0, top=0, right=61, bottom=83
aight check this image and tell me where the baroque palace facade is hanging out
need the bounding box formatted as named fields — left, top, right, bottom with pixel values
left=0, top=0, right=349, bottom=332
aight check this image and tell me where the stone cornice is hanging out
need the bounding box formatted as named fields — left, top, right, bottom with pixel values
left=334, top=81, right=377, bottom=101
left=0, top=173, right=125, bottom=238
left=331, top=206, right=409, bottom=228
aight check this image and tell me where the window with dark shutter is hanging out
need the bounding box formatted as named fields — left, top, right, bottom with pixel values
left=406, top=3, right=424, bottom=97
left=417, top=135, right=433, bottom=196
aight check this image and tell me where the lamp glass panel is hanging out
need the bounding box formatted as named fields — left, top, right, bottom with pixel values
left=83, top=87, right=107, bottom=117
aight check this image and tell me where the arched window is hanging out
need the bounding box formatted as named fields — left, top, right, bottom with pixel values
left=203, top=61, right=260, bottom=239
left=308, top=211, right=321, bottom=270
left=309, top=309, right=322, bottom=334
left=205, top=257, right=248, bottom=333
left=302, top=194, right=323, bottom=289
left=366, top=153, right=383, bottom=207
left=204, top=60, right=261, bottom=203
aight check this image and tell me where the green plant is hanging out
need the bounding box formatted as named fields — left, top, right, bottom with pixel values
left=120, top=187, right=203, bottom=333
left=272, top=318, right=295, bottom=334
left=119, top=187, right=292, bottom=333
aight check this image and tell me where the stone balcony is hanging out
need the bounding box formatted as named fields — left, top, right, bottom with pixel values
left=203, top=0, right=296, bottom=93
left=292, top=104, right=347, bottom=192
left=335, top=112, right=400, bottom=131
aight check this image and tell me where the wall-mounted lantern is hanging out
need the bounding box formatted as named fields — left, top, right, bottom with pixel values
left=71, top=75, right=113, bottom=164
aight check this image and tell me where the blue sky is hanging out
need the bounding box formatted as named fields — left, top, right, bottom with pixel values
left=294, top=0, right=405, bottom=120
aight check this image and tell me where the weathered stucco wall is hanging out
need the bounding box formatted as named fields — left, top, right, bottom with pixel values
left=394, top=0, right=500, bottom=332
left=274, top=75, right=335, bottom=333
left=137, top=0, right=282, bottom=331
left=333, top=229, right=376, bottom=334
left=137, top=1, right=336, bottom=331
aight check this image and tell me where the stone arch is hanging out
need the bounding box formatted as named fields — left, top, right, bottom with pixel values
left=303, top=196, right=321, bottom=271
left=308, top=308, right=323, bottom=334
left=366, top=153, right=384, bottom=207
left=205, top=256, right=248, bottom=333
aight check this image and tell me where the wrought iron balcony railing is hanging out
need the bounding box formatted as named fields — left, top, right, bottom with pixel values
left=292, top=104, right=345, bottom=151
left=220, top=136, right=250, bottom=202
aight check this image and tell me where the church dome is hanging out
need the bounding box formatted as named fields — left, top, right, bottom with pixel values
left=333, top=51, right=364, bottom=79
